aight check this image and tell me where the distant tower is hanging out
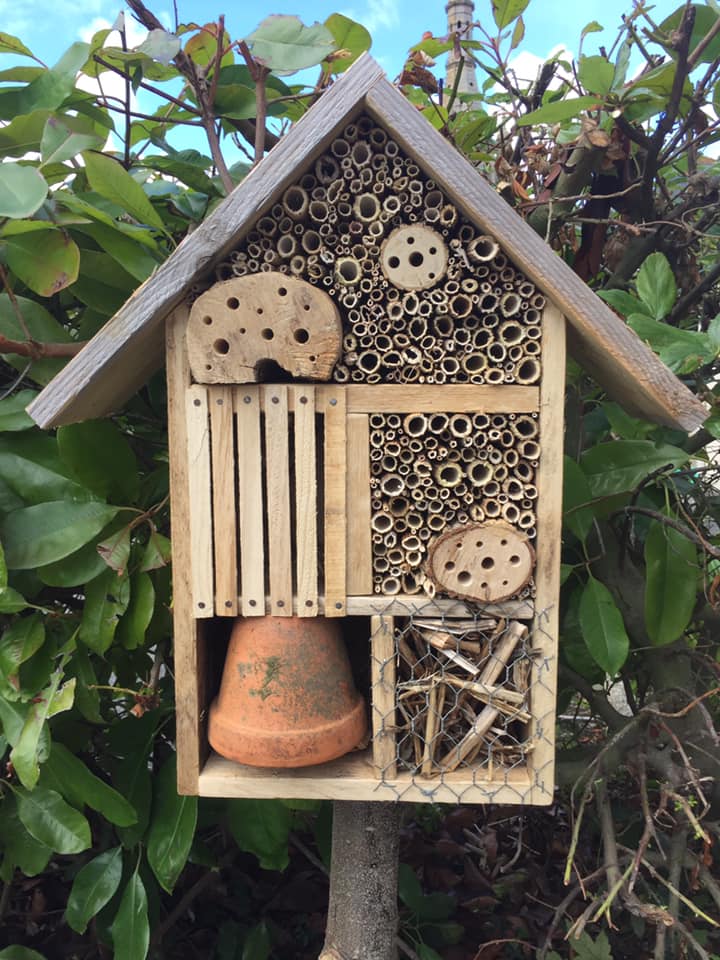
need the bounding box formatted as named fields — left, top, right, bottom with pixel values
left=445, top=0, right=480, bottom=103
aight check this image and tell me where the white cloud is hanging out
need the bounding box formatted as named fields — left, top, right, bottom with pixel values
left=341, top=0, right=400, bottom=35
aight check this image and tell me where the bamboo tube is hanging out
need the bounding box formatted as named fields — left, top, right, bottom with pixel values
left=449, top=414, right=472, bottom=438
left=467, top=460, right=493, bottom=487
left=276, top=234, right=296, bottom=258
left=434, top=462, right=463, bottom=487
left=501, top=502, right=520, bottom=524
left=382, top=576, right=401, bottom=595
left=282, top=185, right=308, bottom=219
left=515, top=358, right=541, bottom=384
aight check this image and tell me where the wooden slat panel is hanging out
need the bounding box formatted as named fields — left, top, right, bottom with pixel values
left=235, top=386, right=265, bottom=616
left=529, top=304, right=566, bottom=804
left=209, top=386, right=238, bottom=616
left=263, top=385, right=293, bottom=615
left=344, top=384, right=538, bottom=413
left=199, top=750, right=532, bottom=804
left=185, top=384, right=214, bottom=618
left=364, top=77, right=705, bottom=432
left=346, top=414, right=372, bottom=595
left=371, top=615, right=397, bottom=777
left=166, top=306, right=202, bottom=794
left=291, top=385, right=318, bottom=616
left=323, top=387, right=347, bottom=616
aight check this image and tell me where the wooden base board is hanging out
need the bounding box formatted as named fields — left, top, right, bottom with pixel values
left=198, top=749, right=540, bottom=805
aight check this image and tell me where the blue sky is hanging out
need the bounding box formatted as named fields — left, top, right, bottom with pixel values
left=6, top=0, right=687, bottom=77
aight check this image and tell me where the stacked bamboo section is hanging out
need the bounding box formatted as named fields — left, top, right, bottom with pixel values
left=185, top=383, right=347, bottom=619
left=214, top=115, right=544, bottom=387
left=389, top=617, right=534, bottom=778
left=369, top=411, right=538, bottom=596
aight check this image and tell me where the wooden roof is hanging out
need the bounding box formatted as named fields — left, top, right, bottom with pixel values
left=28, top=55, right=706, bottom=432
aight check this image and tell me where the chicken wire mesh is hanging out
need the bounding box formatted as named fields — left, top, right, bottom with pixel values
left=368, top=597, right=557, bottom=803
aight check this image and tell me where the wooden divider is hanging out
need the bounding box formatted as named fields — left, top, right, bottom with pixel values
left=185, top=385, right=213, bottom=618
left=263, top=385, right=293, bottom=616
left=292, top=385, right=318, bottom=616
left=209, top=386, right=238, bottom=616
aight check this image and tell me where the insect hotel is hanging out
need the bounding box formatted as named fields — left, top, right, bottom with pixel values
left=29, top=56, right=705, bottom=804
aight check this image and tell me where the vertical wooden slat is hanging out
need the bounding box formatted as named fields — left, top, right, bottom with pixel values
left=291, top=385, right=318, bottom=616
left=185, top=383, right=214, bottom=618
left=346, top=413, right=372, bottom=595
left=235, top=386, right=265, bottom=616
left=530, top=304, right=566, bottom=803
left=209, top=386, right=238, bottom=616
left=263, top=384, right=293, bottom=615
left=166, top=306, right=202, bottom=794
left=371, top=615, right=397, bottom=778
left=323, top=387, right=347, bottom=616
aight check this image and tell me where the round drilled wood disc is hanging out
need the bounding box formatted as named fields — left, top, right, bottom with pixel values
left=380, top=225, right=448, bottom=290
left=187, top=272, right=342, bottom=384
left=427, top=521, right=534, bottom=602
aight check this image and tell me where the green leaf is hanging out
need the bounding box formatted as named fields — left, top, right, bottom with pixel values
left=491, top=0, right=529, bottom=28
left=139, top=152, right=219, bottom=196
left=0, top=295, right=73, bottom=385
left=242, top=921, right=272, bottom=960
left=0, top=390, right=36, bottom=431
left=563, top=456, right=595, bottom=542
left=12, top=667, right=73, bottom=790
left=578, top=55, right=614, bottom=95
left=67, top=642, right=102, bottom=724
left=140, top=530, right=171, bottom=571
left=635, top=252, right=677, bottom=320
left=82, top=151, right=165, bottom=230
left=111, top=872, right=149, bottom=960
left=655, top=6, right=720, bottom=64
left=602, top=402, right=654, bottom=440
left=580, top=441, right=688, bottom=498
left=73, top=222, right=157, bottom=282
left=0, top=615, right=45, bottom=681
left=227, top=798, right=292, bottom=871
left=0, top=948, right=48, bottom=960
left=15, top=785, right=91, bottom=854
left=0, top=32, right=36, bottom=58
left=644, top=518, right=698, bottom=645
left=323, top=14, right=371, bottom=73
left=579, top=575, right=629, bottom=675
left=510, top=16, right=525, bottom=50
left=1, top=501, right=119, bottom=569
left=38, top=524, right=120, bottom=587
left=568, top=931, right=612, bottom=960
left=516, top=95, right=601, bottom=126
left=0, top=797, right=52, bottom=878
left=117, top=572, right=155, bottom=650
left=0, top=163, right=48, bottom=218
left=97, top=527, right=131, bottom=575
left=581, top=21, right=604, bottom=40
left=135, top=29, right=181, bottom=65
left=247, top=16, right=336, bottom=75
left=45, top=743, right=137, bottom=826
left=66, top=846, right=123, bottom=934
left=0, top=449, right=93, bottom=506
left=147, top=755, right=197, bottom=893
left=628, top=314, right=717, bottom=374
left=80, top=567, right=131, bottom=655
left=58, top=420, right=139, bottom=503
left=0, top=587, right=27, bottom=614
left=6, top=229, right=80, bottom=297
left=40, top=114, right=104, bottom=167
left=0, top=540, right=6, bottom=591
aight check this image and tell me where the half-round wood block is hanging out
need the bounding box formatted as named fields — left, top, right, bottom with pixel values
left=187, top=272, right=342, bottom=383
left=427, top=521, right=534, bottom=602
left=380, top=225, right=448, bottom=290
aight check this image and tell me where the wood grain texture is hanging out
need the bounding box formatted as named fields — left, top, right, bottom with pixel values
left=291, top=385, right=318, bottom=616
left=345, top=595, right=534, bottom=619
left=165, top=307, right=201, bottom=794
left=263, top=385, right=293, bottom=615
left=343, top=384, right=538, bottom=413
left=27, top=54, right=385, bottom=429
left=209, top=386, right=238, bottom=616
left=528, top=304, right=566, bottom=804
left=346, top=414, right=373, bottom=595
left=370, top=615, right=397, bottom=777
left=198, top=750, right=532, bottom=803
left=185, top=384, right=214, bottom=618
left=235, top=386, right=265, bottom=615
left=323, top=387, right=347, bottom=616
left=364, top=78, right=706, bottom=432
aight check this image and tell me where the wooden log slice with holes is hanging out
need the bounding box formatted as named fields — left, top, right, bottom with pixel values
left=426, top=521, right=534, bottom=603
left=380, top=225, right=448, bottom=291
left=187, top=273, right=342, bottom=384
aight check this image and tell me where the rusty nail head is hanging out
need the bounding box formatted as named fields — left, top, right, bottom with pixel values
left=335, top=602, right=342, bottom=609
left=225, top=600, right=232, bottom=608
left=277, top=600, right=285, bottom=607
left=300, top=396, right=308, bottom=404
left=272, top=396, right=279, bottom=404
left=330, top=398, right=337, bottom=406
left=194, top=398, right=201, bottom=406
left=198, top=601, right=206, bottom=609
left=243, top=395, right=251, bottom=404
left=249, top=599, right=257, bottom=607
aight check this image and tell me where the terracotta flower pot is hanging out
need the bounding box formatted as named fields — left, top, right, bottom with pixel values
left=208, top=616, right=367, bottom=768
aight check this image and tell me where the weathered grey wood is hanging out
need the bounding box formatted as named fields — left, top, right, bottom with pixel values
left=27, top=54, right=385, bottom=429
left=364, top=78, right=706, bottom=433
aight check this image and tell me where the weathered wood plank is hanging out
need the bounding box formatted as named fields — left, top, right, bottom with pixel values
left=346, top=414, right=372, bottom=595
left=27, top=55, right=386, bottom=429
left=323, top=387, right=347, bottom=616
left=185, top=384, right=214, bottom=618
left=371, top=615, right=397, bottom=778
left=235, top=386, right=265, bottom=615
left=291, top=385, right=318, bottom=616
left=263, top=385, right=293, bottom=615
left=364, top=78, right=706, bottom=432
left=344, top=384, right=538, bottom=413
left=209, top=386, right=238, bottom=616
left=528, top=304, right=566, bottom=804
